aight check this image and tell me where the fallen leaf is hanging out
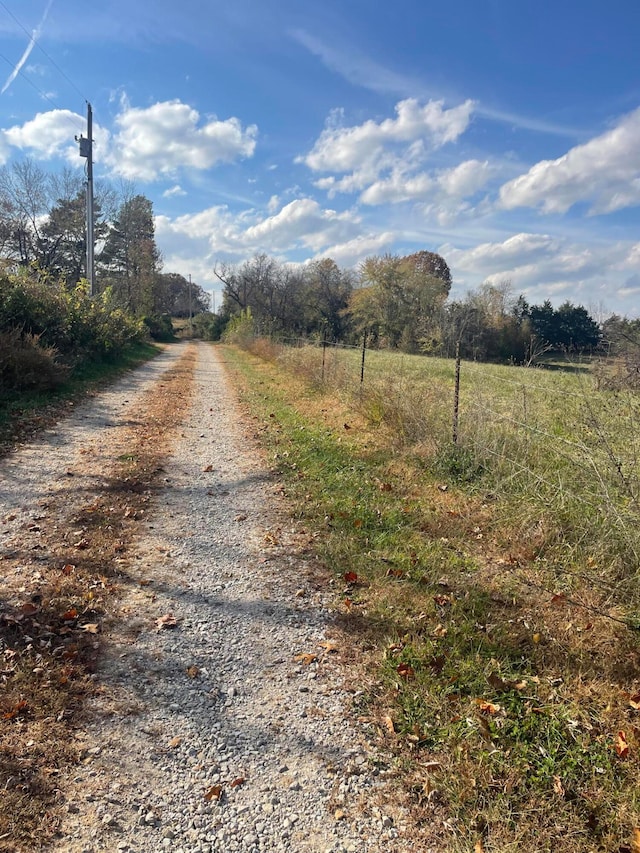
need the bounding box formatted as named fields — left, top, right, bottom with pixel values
left=294, top=653, right=317, bottom=666
left=186, top=665, right=200, bottom=679
left=386, top=568, right=405, bottom=578
left=80, top=623, right=100, bottom=634
left=631, top=827, right=640, bottom=853
left=624, top=692, right=640, bottom=711
left=382, top=715, right=396, bottom=734
left=62, top=608, right=79, bottom=621
left=318, top=641, right=339, bottom=653
left=203, top=465, right=214, bottom=472
left=234, top=514, right=247, bottom=522
left=433, top=594, right=452, bottom=606
left=615, top=730, right=630, bottom=758
left=61, top=564, right=75, bottom=575
left=3, top=700, right=28, bottom=720
left=344, top=571, right=358, bottom=584
left=20, top=602, right=39, bottom=617
left=553, top=775, right=565, bottom=796
left=156, top=614, right=178, bottom=630
left=344, top=598, right=352, bottom=612
left=475, top=698, right=501, bottom=715
left=487, top=673, right=509, bottom=692
left=397, top=662, right=415, bottom=680
left=168, top=736, right=183, bottom=749
left=432, top=625, right=448, bottom=638
left=204, top=785, right=223, bottom=801
left=550, top=592, right=567, bottom=605
left=230, top=777, right=245, bottom=788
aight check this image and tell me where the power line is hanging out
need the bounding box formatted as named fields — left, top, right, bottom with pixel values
left=0, top=0, right=88, bottom=103
left=0, top=50, right=85, bottom=137
left=0, top=1, right=87, bottom=138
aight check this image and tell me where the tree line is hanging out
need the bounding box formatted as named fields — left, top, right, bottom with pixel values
left=0, top=159, right=209, bottom=323
left=216, top=252, right=634, bottom=365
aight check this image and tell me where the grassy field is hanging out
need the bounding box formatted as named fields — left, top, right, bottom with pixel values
left=222, top=340, right=640, bottom=853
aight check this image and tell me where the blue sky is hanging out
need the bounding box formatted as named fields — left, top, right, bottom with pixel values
left=1, top=0, right=640, bottom=316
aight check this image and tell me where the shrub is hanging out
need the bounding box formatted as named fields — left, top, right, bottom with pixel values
left=0, top=328, right=69, bottom=392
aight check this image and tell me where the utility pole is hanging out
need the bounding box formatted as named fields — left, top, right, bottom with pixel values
left=77, top=102, right=95, bottom=296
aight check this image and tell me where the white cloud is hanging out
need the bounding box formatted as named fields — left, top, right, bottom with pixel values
left=155, top=198, right=365, bottom=272
left=162, top=184, right=186, bottom=198
left=243, top=198, right=361, bottom=253
left=105, top=99, right=257, bottom=181
left=300, top=98, right=473, bottom=176
left=311, top=232, right=396, bottom=267
left=360, top=159, right=493, bottom=206
left=499, top=107, right=640, bottom=214
left=3, top=109, right=88, bottom=162
left=299, top=99, right=474, bottom=203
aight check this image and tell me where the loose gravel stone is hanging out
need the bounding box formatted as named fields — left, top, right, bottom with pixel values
left=2, top=343, right=415, bottom=852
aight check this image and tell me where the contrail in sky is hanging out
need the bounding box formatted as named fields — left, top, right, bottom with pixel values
left=1, top=0, right=54, bottom=95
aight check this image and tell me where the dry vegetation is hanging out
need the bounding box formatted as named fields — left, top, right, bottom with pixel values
left=0, top=347, right=195, bottom=851
left=224, top=340, right=640, bottom=853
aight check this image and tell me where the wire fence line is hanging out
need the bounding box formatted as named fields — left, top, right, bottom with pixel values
left=262, top=333, right=640, bottom=623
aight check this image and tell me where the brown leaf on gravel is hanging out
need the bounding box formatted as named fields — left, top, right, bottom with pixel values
left=344, top=571, right=358, bottom=584
left=318, top=641, right=339, bottom=653
left=234, top=514, right=247, bottom=522
left=230, top=777, right=245, bottom=788
left=203, top=465, right=214, bottom=472
left=20, top=602, right=40, bottom=617
left=294, top=653, right=317, bottom=666
left=156, top=613, right=178, bottom=630
left=186, top=665, right=200, bottom=679
left=204, top=785, right=223, bottom=801
left=382, top=715, right=396, bottom=734
left=168, top=736, right=183, bottom=749
left=61, top=564, right=75, bottom=575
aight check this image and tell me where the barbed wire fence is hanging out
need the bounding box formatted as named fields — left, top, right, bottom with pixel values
left=252, top=331, right=640, bottom=629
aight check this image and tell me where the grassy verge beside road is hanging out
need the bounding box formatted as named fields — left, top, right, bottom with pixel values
left=222, top=341, right=640, bottom=853
left=0, top=342, right=159, bottom=457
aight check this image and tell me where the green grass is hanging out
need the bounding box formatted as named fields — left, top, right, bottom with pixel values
left=221, top=341, right=640, bottom=853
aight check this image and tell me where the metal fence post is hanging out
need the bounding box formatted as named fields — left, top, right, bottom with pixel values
left=453, top=340, right=461, bottom=445
left=360, top=330, right=368, bottom=386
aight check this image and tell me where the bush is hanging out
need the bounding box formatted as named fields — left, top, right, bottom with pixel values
left=143, top=314, right=175, bottom=342
left=0, top=328, right=69, bottom=392
left=0, top=274, right=146, bottom=368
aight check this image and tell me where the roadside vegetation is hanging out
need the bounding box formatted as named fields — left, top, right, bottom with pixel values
left=222, top=339, right=640, bottom=853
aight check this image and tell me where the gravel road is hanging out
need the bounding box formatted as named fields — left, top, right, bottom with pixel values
left=1, top=343, right=415, bottom=853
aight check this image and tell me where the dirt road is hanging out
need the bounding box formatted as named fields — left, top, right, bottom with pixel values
left=0, top=343, right=414, bottom=853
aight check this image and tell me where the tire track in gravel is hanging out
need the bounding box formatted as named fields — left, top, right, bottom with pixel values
left=52, top=342, right=415, bottom=853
